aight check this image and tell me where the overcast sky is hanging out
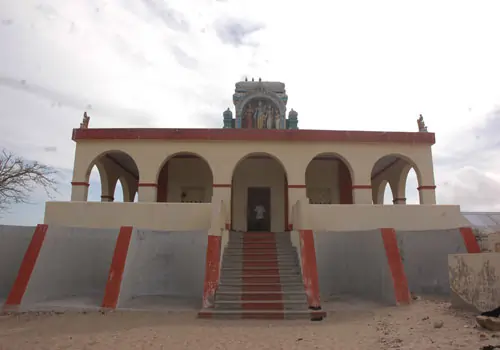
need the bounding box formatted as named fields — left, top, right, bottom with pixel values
left=1, top=0, right=500, bottom=225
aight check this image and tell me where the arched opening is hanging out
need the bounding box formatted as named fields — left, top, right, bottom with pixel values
left=156, top=153, right=213, bottom=202
left=305, top=153, right=354, bottom=204
left=113, top=179, right=124, bottom=201
left=371, top=154, right=421, bottom=205
left=231, top=153, right=288, bottom=232
left=383, top=181, right=394, bottom=205
left=85, top=151, right=139, bottom=202
left=405, top=168, right=419, bottom=204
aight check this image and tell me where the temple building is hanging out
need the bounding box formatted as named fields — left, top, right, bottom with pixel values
left=32, top=80, right=476, bottom=319
left=42, top=79, right=468, bottom=232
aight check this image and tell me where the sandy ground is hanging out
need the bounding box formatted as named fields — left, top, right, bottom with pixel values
left=0, top=298, right=498, bottom=350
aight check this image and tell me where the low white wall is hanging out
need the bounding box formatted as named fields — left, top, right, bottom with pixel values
left=290, top=230, right=302, bottom=274
left=306, top=204, right=469, bottom=231
left=449, top=253, right=500, bottom=312
left=44, top=202, right=212, bottom=230
left=117, top=229, right=208, bottom=308
left=0, top=225, right=35, bottom=300
left=21, top=226, right=119, bottom=309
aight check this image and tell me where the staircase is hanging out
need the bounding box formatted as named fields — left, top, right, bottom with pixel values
left=199, top=231, right=326, bottom=320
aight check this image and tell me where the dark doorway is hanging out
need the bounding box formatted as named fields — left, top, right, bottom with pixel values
left=247, top=187, right=271, bottom=232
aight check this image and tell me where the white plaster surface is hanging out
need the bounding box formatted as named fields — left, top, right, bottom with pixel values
left=396, top=229, right=467, bottom=295
left=117, top=229, right=207, bottom=309
left=314, top=230, right=396, bottom=305
left=21, top=226, right=119, bottom=310
left=0, top=225, right=35, bottom=300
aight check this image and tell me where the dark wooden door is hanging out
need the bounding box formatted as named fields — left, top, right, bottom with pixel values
left=247, top=187, right=271, bottom=232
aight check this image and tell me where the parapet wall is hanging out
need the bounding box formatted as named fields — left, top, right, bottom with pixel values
left=306, top=204, right=469, bottom=231
left=44, top=202, right=212, bottom=231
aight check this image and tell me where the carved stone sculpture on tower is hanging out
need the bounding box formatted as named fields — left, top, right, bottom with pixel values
left=417, top=114, right=428, bottom=132
left=80, top=112, right=90, bottom=129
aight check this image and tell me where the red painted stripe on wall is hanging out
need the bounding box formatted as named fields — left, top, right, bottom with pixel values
left=459, top=227, right=481, bottom=253
left=4, top=224, right=48, bottom=309
left=202, top=235, right=222, bottom=309
left=101, top=226, right=133, bottom=309
left=380, top=228, right=411, bottom=305
left=299, top=229, right=321, bottom=308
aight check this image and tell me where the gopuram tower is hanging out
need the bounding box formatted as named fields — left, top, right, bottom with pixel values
left=222, top=79, right=299, bottom=130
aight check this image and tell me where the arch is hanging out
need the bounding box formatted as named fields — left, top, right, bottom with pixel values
left=231, top=152, right=288, bottom=232
left=113, top=179, right=124, bottom=202
left=305, top=152, right=354, bottom=204
left=370, top=153, right=422, bottom=205
left=156, top=152, right=214, bottom=203
left=84, top=150, right=139, bottom=202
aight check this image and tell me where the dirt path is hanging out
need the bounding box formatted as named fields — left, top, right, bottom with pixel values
left=0, top=299, right=497, bottom=350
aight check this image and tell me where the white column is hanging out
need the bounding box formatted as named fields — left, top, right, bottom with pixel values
left=352, top=185, right=373, bottom=204
left=418, top=186, right=436, bottom=204
left=288, top=185, right=307, bottom=230
left=70, top=182, right=89, bottom=201
left=138, top=183, right=157, bottom=202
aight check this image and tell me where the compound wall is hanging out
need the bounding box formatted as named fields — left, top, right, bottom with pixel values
left=0, top=225, right=35, bottom=302
left=449, top=253, right=500, bottom=312
left=396, top=229, right=468, bottom=295
left=21, top=226, right=119, bottom=310
left=117, top=229, right=208, bottom=309
left=314, top=229, right=398, bottom=305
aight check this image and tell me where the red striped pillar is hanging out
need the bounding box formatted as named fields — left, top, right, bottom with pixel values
left=202, top=234, right=222, bottom=308
left=459, top=227, right=481, bottom=253
left=101, top=226, right=133, bottom=309
left=3, top=224, right=48, bottom=311
left=380, top=228, right=411, bottom=305
left=299, top=229, right=321, bottom=308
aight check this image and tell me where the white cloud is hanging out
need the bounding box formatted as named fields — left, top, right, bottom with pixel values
left=1, top=0, right=500, bottom=224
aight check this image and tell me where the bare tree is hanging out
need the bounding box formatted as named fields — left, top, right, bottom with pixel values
left=0, top=149, right=59, bottom=211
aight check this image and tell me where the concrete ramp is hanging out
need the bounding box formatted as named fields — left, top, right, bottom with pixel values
left=314, top=229, right=407, bottom=305
left=449, top=253, right=500, bottom=312
left=396, top=229, right=469, bottom=295
left=117, top=229, right=208, bottom=310
left=20, top=226, right=119, bottom=311
left=0, top=225, right=35, bottom=305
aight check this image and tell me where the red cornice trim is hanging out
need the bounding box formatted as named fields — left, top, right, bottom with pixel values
left=138, top=183, right=157, bottom=187
left=71, top=182, right=89, bottom=187
left=212, top=184, right=231, bottom=188
left=72, top=128, right=435, bottom=145
left=417, top=185, right=436, bottom=190
left=288, top=185, right=306, bottom=188
left=352, top=185, right=372, bottom=189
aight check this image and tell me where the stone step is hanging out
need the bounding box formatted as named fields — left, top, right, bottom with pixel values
left=216, top=291, right=307, bottom=302
left=219, top=281, right=304, bottom=286
left=224, top=249, right=298, bottom=257
left=222, top=262, right=299, bottom=269
left=221, top=266, right=301, bottom=272
left=221, top=268, right=301, bottom=276
left=218, top=284, right=304, bottom=292
left=226, top=244, right=292, bottom=247
left=220, top=276, right=303, bottom=284
left=198, top=308, right=326, bottom=320
left=214, top=299, right=309, bottom=310
left=221, top=272, right=301, bottom=278
left=223, top=254, right=299, bottom=261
